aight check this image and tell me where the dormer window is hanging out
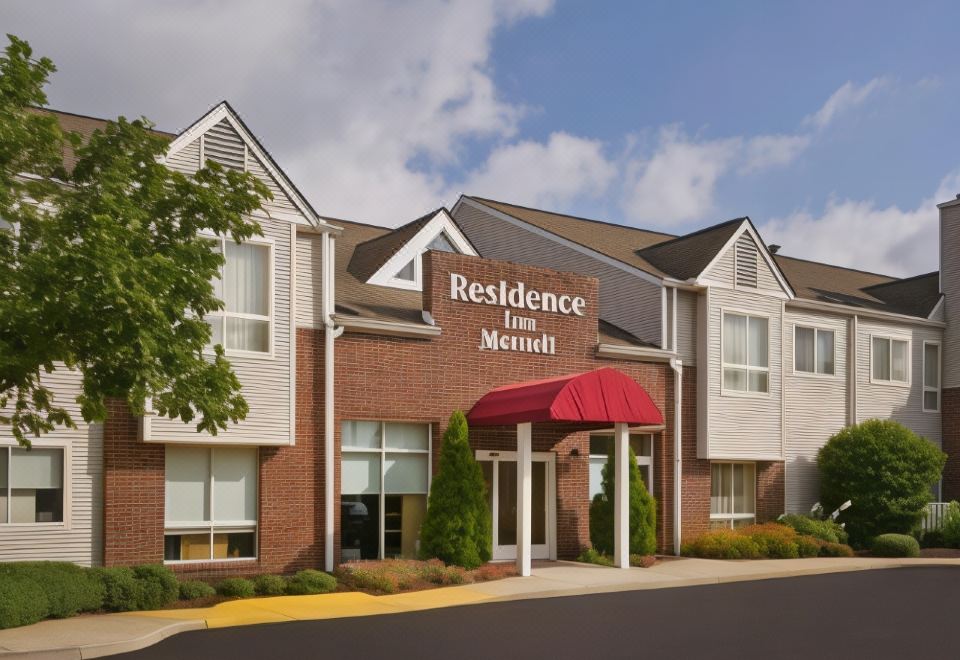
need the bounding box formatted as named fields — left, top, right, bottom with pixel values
left=365, top=210, right=479, bottom=291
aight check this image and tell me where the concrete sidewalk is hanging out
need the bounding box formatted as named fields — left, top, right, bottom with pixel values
left=3, top=557, right=959, bottom=659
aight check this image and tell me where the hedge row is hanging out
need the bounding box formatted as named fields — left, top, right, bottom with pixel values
left=0, top=562, right=339, bottom=630
left=681, top=523, right=855, bottom=560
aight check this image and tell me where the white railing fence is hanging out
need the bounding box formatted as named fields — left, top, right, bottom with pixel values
left=922, top=502, right=952, bottom=532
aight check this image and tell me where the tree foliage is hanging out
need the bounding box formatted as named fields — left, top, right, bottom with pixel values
left=419, top=410, right=492, bottom=569
left=589, top=445, right=657, bottom=556
left=0, top=34, right=271, bottom=445
left=818, top=419, right=945, bottom=547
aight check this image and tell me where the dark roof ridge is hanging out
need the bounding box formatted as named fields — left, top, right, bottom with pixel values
left=861, top=270, right=940, bottom=290
left=350, top=207, right=446, bottom=251
left=468, top=196, right=678, bottom=240
left=774, top=253, right=900, bottom=282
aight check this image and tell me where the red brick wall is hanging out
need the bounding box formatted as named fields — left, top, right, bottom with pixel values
left=103, top=400, right=164, bottom=566
left=943, top=387, right=960, bottom=501
left=756, top=460, right=786, bottom=523
left=331, top=252, right=687, bottom=560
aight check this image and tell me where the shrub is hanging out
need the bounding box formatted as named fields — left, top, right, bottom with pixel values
left=681, top=529, right=761, bottom=559
left=343, top=567, right=397, bottom=594
left=940, top=501, right=960, bottom=548
left=920, top=529, right=946, bottom=549
left=590, top=445, right=657, bottom=556
left=285, top=569, right=337, bottom=595
left=95, top=567, right=144, bottom=612
left=871, top=533, right=920, bottom=558
left=630, top=554, right=657, bottom=568
left=0, top=562, right=103, bottom=619
left=419, top=411, right=492, bottom=569
left=576, top=547, right=614, bottom=567
left=818, top=419, right=945, bottom=547
left=779, top=514, right=848, bottom=545
left=178, top=580, right=216, bottom=600
left=132, top=564, right=179, bottom=610
left=216, top=578, right=256, bottom=599
left=818, top=541, right=855, bottom=557
left=739, top=524, right=799, bottom=559
left=796, top=535, right=821, bottom=558
left=0, top=574, right=49, bottom=629
left=253, top=574, right=288, bottom=596
left=471, top=563, right=517, bottom=582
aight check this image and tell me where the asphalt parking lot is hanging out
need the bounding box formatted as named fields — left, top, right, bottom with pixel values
left=118, top=566, right=960, bottom=660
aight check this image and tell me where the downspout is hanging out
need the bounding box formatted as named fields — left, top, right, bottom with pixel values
left=669, top=357, right=683, bottom=556
left=848, top=315, right=858, bottom=426
left=323, top=230, right=344, bottom=572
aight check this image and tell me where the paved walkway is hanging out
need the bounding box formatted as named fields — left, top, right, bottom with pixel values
left=2, top=557, right=959, bottom=659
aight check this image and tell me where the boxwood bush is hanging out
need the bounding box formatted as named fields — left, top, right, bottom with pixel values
left=132, top=564, right=179, bottom=610
left=285, top=569, right=337, bottom=595
left=0, top=562, right=104, bottom=619
left=871, top=533, right=920, bottom=558
left=0, top=573, right=50, bottom=629
left=253, top=574, right=288, bottom=596
left=216, top=578, right=256, bottom=598
left=778, top=514, right=848, bottom=545
left=94, top=567, right=143, bottom=612
left=178, top=580, right=216, bottom=601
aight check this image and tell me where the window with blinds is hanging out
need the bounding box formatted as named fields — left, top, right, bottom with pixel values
left=735, top=235, right=758, bottom=288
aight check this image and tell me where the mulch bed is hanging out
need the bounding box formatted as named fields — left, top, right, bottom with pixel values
left=919, top=548, right=960, bottom=558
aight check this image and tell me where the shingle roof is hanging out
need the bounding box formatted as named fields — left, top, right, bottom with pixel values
left=346, top=208, right=443, bottom=282
left=637, top=218, right=746, bottom=280
left=467, top=196, right=941, bottom=319
left=27, top=107, right=174, bottom=171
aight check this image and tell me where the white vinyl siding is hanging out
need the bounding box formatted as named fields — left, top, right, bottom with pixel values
left=149, top=216, right=294, bottom=445
left=923, top=341, right=941, bottom=412
left=0, top=369, right=102, bottom=565
left=295, top=231, right=324, bottom=328
left=703, top=287, right=783, bottom=459
left=453, top=202, right=664, bottom=347
left=702, top=230, right=788, bottom=298
left=783, top=309, right=849, bottom=514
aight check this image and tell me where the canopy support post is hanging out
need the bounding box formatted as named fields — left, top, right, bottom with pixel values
left=516, top=421, right=532, bottom=577
left=614, top=421, right=630, bottom=569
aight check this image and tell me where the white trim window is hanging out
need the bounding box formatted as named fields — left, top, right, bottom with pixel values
left=341, top=421, right=432, bottom=560
left=710, top=462, right=756, bottom=529
left=923, top=341, right=941, bottom=412
left=386, top=231, right=459, bottom=289
left=588, top=433, right=654, bottom=500
left=164, top=446, right=258, bottom=562
left=871, top=335, right=910, bottom=385
left=0, top=446, right=65, bottom=524
left=206, top=238, right=273, bottom=355
left=722, top=312, right=769, bottom=393
left=794, top=325, right=835, bottom=375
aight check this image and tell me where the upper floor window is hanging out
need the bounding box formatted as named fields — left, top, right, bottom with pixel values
left=923, top=342, right=941, bottom=412
left=206, top=239, right=272, bottom=354
left=388, top=230, right=459, bottom=286
left=794, top=326, right=835, bottom=375
left=0, top=446, right=64, bottom=524
left=722, top=312, right=769, bottom=393
left=871, top=336, right=909, bottom=385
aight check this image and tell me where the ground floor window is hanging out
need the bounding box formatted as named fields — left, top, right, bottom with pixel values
left=588, top=433, right=653, bottom=500
left=164, top=446, right=258, bottom=562
left=341, top=421, right=430, bottom=561
left=0, top=446, right=65, bottom=524
left=710, top=462, right=756, bottom=529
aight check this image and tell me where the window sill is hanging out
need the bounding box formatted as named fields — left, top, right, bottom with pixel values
left=791, top=370, right=842, bottom=380
left=868, top=379, right=911, bottom=389
left=0, top=522, right=68, bottom=530
left=720, top=388, right=771, bottom=399
left=163, top=557, right=258, bottom=566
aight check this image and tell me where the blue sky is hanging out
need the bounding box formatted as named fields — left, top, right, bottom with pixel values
left=3, top=0, right=958, bottom=276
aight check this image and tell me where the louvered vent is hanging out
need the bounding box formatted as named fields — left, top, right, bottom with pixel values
left=735, top=234, right=758, bottom=288
left=202, top=119, right=246, bottom=170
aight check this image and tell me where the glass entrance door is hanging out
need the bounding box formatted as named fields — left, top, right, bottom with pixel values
left=477, top=451, right=554, bottom=561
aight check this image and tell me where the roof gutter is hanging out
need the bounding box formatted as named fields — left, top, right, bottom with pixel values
left=596, top=343, right=676, bottom=363
left=332, top=314, right=442, bottom=339
left=669, top=357, right=683, bottom=556
left=786, top=298, right=946, bottom=328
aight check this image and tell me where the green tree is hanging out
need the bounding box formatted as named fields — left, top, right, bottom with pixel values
left=0, top=35, right=270, bottom=446
left=419, top=410, right=491, bottom=569
left=589, top=446, right=657, bottom=556
left=818, top=419, right=946, bottom=547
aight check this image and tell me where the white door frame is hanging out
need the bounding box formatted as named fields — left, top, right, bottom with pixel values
left=476, top=450, right=556, bottom=561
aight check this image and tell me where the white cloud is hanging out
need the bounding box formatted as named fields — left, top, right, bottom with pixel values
left=620, top=127, right=741, bottom=226
left=740, top=134, right=812, bottom=173
left=760, top=172, right=960, bottom=276
left=452, top=132, right=616, bottom=209
left=803, top=77, right=889, bottom=130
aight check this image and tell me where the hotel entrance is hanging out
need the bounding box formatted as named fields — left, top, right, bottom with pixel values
left=476, top=450, right=556, bottom=561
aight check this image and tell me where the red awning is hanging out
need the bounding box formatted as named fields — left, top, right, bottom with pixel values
left=467, top=367, right=664, bottom=427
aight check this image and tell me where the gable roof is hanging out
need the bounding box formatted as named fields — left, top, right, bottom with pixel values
left=637, top=218, right=746, bottom=280
left=347, top=209, right=442, bottom=282
left=464, top=196, right=940, bottom=320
